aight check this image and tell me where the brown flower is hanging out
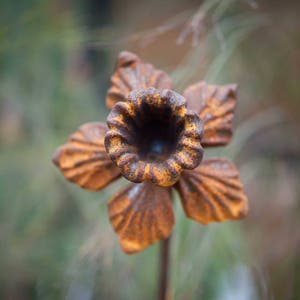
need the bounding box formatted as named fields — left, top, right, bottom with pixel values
left=52, top=51, right=248, bottom=254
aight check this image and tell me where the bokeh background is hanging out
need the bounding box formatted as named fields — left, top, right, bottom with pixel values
left=1, top=0, right=300, bottom=299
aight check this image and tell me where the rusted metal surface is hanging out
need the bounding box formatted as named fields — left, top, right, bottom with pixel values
left=52, top=51, right=248, bottom=254
left=52, top=122, right=121, bottom=190
left=106, top=51, right=172, bottom=109
left=108, top=181, right=174, bottom=254
left=105, top=87, right=204, bottom=187
left=176, top=158, right=248, bottom=224
left=183, top=81, right=237, bottom=147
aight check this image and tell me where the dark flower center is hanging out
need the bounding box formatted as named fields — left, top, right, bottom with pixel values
left=105, top=88, right=204, bottom=187
left=133, top=102, right=183, bottom=162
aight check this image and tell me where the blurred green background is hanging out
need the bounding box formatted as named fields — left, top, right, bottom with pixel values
left=1, top=0, right=299, bottom=299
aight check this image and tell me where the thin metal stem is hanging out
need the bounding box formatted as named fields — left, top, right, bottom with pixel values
left=157, top=236, right=171, bottom=300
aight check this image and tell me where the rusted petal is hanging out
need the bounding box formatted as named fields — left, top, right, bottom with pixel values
left=108, top=181, right=174, bottom=254
left=52, top=122, right=121, bottom=190
left=183, top=81, right=237, bottom=147
left=176, top=158, right=248, bottom=224
left=106, top=51, right=173, bottom=108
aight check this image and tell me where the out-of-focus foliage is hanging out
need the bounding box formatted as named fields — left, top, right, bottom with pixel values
left=0, top=0, right=299, bottom=299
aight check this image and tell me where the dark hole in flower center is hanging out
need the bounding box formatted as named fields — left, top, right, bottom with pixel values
left=132, top=102, right=183, bottom=162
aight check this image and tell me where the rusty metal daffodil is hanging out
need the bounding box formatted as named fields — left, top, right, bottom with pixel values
left=52, top=51, right=248, bottom=254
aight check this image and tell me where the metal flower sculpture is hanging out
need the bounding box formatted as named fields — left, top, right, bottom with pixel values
left=52, top=51, right=248, bottom=254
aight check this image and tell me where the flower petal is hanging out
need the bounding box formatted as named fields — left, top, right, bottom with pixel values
left=175, top=158, right=248, bottom=224
left=108, top=182, right=174, bottom=254
left=183, top=81, right=237, bottom=147
left=106, top=51, right=173, bottom=108
left=52, top=122, right=121, bottom=190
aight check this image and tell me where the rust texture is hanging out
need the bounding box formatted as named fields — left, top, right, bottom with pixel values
left=183, top=81, right=237, bottom=147
left=52, top=122, right=120, bottom=190
left=105, top=87, right=204, bottom=187
left=52, top=50, right=249, bottom=254
left=176, top=158, right=248, bottom=224
left=108, top=181, right=174, bottom=254
left=106, top=51, right=172, bottom=109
